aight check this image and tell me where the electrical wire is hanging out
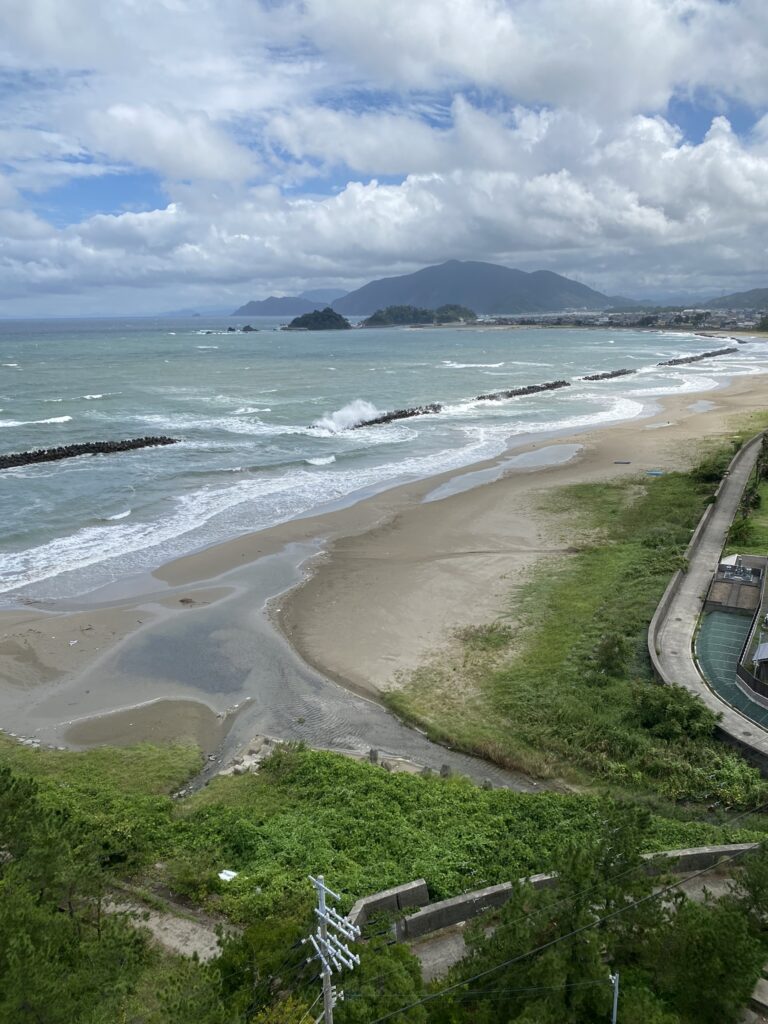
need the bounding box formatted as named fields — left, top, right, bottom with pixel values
left=297, top=990, right=322, bottom=1024
left=366, top=842, right=757, bottom=1023
left=344, top=796, right=768, bottom=1000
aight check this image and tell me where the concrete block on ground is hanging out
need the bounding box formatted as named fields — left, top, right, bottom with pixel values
left=404, top=882, right=514, bottom=939
left=750, top=977, right=768, bottom=1014
left=642, top=843, right=758, bottom=874
left=348, top=879, right=429, bottom=928
left=527, top=872, right=557, bottom=890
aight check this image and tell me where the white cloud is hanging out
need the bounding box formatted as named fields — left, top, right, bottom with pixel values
left=87, top=104, right=257, bottom=182
left=0, top=0, right=767, bottom=311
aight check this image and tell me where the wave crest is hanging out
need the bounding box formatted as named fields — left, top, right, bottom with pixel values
left=0, top=415, right=73, bottom=427
left=313, top=399, right=381, bottom=432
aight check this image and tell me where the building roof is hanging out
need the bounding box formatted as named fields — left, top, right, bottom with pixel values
left=754, top=643, right=768, bottom=664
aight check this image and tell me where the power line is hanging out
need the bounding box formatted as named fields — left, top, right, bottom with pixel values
left=345, top=799, right=768, bottom=1002
left=367, top=842, right=756, bottom=1023
left=297, top=991, right=322, bottom=1024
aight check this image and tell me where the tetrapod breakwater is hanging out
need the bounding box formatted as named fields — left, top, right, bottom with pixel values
left=475, top=379, right=571, bottom=402
left=582, top=368, right=636, bottom=381
left=0, top=436, right=179, bottom=471
left=352, top=403, right=443, bottom=429
left=658, top=347, right=737, bottom=367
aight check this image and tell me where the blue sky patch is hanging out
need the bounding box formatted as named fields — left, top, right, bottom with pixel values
left=23, top=170, right=168, bottom=227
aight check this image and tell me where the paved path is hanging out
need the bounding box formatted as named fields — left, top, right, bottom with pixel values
left=106, top=896, right=228, bottom=961
left=653, top=432, right=768, bottom=765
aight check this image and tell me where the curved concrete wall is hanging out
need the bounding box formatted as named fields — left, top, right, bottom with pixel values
left=647, top=432, right=768, bottom=771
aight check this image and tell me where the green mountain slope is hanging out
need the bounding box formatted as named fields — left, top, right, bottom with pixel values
left=332, top=259, right=612, bottom=315
left=703, top=287, right=768, bottom=310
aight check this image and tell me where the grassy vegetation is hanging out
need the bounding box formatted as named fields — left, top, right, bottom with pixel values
left=2, top=739, right=764, bottom=926
left=2, top=725, right=768, bottom=1021
left=386, top=432, right=768, bottom=806
left=725, top=477, right=768, bottom=556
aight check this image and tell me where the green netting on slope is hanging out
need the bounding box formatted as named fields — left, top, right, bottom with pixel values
left=696, top=611, right=768, bottom=728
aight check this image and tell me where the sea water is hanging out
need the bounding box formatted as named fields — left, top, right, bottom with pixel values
left=1, top=317, right=764, bottom=603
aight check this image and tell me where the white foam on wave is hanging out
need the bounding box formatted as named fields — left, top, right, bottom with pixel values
left=627, top=374, right=719, bottom=397
left=306, top=455, right=336, bottom=466
left=2, top=363, right=20, bottom=368
left=196, top=345, right=219, bottom=350
left=106, top=510, right=131, bottom=520
left=496, top=396, right=645, bottom=435
left=2, top=390, right=654, bottom=599
left=131, top=409, right=415, bottom=446
left=234, top=406, right=271, bottom=414
left=312, top=399, right=380, bottom=432
left=441, top=360, right=505, bottom=369
left=0, top=415, right=72, bottom=427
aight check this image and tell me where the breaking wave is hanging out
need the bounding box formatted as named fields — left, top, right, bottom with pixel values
left=313, top=399, right=381, bottom=432
left=441, top=360, right=505, bottom=369
left=0, top=415, right=72, bottom=427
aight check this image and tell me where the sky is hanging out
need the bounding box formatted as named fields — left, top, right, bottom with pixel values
left=1, top=0, right=768, bottom=315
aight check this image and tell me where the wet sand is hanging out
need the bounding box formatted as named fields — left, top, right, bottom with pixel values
left=0, top=372, right=766, bottom=776
left=278, top=377, right=768, bottom=694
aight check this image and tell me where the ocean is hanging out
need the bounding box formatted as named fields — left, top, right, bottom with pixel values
left=1, top=317, right=765, bottom=605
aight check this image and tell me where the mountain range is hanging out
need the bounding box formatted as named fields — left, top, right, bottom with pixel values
left=702, top=288, right=768, bottom=310
left=331, top=260, right=615, bottom=315
left=231, top=261, right=768, bottom=318
left=233, top=289, right=348, bottom=316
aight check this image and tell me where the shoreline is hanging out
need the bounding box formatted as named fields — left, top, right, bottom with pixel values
left=275, top=374, right=768, bottom=698
left=1, top=372, right=767, bottom=769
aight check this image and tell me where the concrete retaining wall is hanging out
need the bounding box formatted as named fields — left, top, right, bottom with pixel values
left=648, top=568, right=684, bottom=677
left=348, top=879, right=430, bottom=929
left=400, top=874, right=559, bottom=940
left=356, top=844, right=759, bottom=942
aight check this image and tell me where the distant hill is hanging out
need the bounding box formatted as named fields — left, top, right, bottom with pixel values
left=702, top=287, right=768, bottom=310
left=332, top=260, right=613, bottom=315
left=158, top=306, right=233, bottom=316
left=232, top=296, right=315, bottom=316
left=299, top=288, right=348, bottom=303
left=363, top=304, right=477, bottom=326
left=284, top=307, right=351, bottom=331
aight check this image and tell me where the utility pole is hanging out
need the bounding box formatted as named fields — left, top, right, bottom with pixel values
left=306, top=875, right=361, bottom=1024
left=609, top=971, right=620, bottom=1024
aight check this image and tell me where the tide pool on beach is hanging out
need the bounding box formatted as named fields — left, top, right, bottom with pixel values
left=1, top=317, right=766, bottom=605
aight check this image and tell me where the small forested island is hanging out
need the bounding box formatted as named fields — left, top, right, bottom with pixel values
left=363, top=303, right=477, bottom=326
left=283, top=307, right=351, bottom=330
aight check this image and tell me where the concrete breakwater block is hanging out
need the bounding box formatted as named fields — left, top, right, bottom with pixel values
left=0, top=436, right=179, bottom=470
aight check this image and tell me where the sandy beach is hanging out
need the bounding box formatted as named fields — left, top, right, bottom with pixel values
left=1, top=371, right=767, bottom=759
